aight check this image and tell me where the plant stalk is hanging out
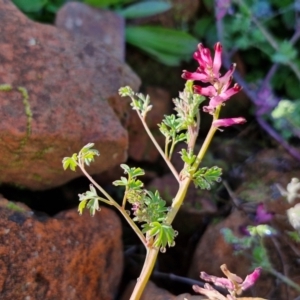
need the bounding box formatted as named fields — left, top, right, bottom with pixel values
left=79, top=165, right=147, bottom=247
left=129, top=122, right=218, bottom=299
left=129, top=248, right=159, bottom=300
left=138, top=112, right=180, bottom=183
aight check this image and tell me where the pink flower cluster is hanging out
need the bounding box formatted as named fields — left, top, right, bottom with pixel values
left=182, top=42, right=246, bottom=128
left=193, top=264, right=262, bottom=299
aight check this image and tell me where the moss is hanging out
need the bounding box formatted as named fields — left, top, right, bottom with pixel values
left=0, top=85, right=33, bottom=150
left=32, top=174, right=42, bottom=181
left=5, top=201, right=26, bottom=212
left=33, top=146, right=54, bottom=160
left=0, top=84, right=13, bottom=91
left=17, top=86, right=32, bottom=141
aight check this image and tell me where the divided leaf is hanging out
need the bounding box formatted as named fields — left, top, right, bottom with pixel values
left=193, top=166, right=222, bottom=190
left=143, top=221, right=175, bottom=248
left=62, top=153, right=78, bottom=171
left=78, top=184, right=100, bottom=216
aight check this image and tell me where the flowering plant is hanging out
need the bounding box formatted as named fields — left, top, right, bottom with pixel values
left=193, top=264, right=263, bottom=300
left=62, top=42, right=258, bottom=299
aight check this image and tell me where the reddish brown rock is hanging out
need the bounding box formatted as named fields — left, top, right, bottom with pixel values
left=55, top=2, right=125, bottom=61
left=55, top=3, right=174, bottom=163
left=188, top=210, right=272, bottom=298
left=0, top=0, right=140, bottom=190
left=0, top=198, right=122, bottom=300
left=188, top=210, right=252, bottom=279
left=189, top=148, right=300, bottom=299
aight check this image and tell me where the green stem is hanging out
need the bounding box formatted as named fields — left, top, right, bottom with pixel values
left=122, top=176, right=130, bottom=209
left=267, top=267, right=300, bottom=293
left=129, top=122, right=218, bottom=299
left=129, top=248, right=159, bottom=300
left=138, top=112, right=180, bottom=183
left=79, top=164, right=147, bottom=247
left=169, top=138, right=177, bottom=160
left=166, top=124, right=218, bottom=224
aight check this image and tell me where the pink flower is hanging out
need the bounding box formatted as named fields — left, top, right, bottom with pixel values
left=196, top=82, right=241, bottom=114
left=182, top=42, right=222, bottom=83
left=194, top=264, right=262, bottom=298
left=212, top=117, right=246, bottom=128
left=241, top=268, right=262, bottom=291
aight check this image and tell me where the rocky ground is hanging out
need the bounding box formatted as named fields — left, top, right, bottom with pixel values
left=0, top=1, right=299, bottom=300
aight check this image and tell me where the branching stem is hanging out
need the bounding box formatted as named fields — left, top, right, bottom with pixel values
left=79, top=164, right=147, bottom=247
left=129, top=114, right=219, bottom=299
left=138, top=111, right=180, bottom=183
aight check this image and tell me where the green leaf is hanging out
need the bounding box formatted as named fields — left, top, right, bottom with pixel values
left=78, top=184, right=100, bottom=216
left=180, top=149, right=196, bottom=165
left=79, top=143, right=100, bottom=166
left=86, top=198, right=100, bottom=216
left=12, top=0, right=47, bottom=12
left=271, top=40, right=298, bottom=64
left=120, top=164, right=145, bottom=178
left=193, top=16, right=214, bottom=39
left=193, top=166, right=222, bottom=190
left=119, top=86, right=134, bottom=97
left=286, top=231, right=300, bottom=243
left=125, top=26, right=198, bottom=66
left=62, top=154, right=78, bottom=171
left=118, top=1, right=171, bottom=19
left=84, top=0, right=132, bottom=8
left=143, top=222, right=175, bottom=248
left=248, top=225, right=277, bottom=237
left=78, top=200, right=88, bottom=215
left=112, top=177, right=128, bottom=186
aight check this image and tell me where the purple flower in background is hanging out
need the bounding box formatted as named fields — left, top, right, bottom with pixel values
left=215, top=0, right=233, bottom=20
left=255, top=203, right=274, bottom=224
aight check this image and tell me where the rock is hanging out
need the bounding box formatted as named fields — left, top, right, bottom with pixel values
left=189, top=148, right=300, bottom=299
left=0, top=0, right=140, bottom=190
left=0, top=197, right=123, bottom=300
left=188, top=210, right=273, bottom=298
left=128, top=86, right=172, bottom=162
left=55, top=2, right=125, bottom=61
left=121, top=281, right=205, bottom=300
left=56, top=4, right=173, bottom=162
left=188, top=210, right=252, bottom=279
left=132, top=0, right=200, bottom=27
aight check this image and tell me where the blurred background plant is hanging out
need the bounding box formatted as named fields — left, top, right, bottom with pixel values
left=12, top=0, right=198, bottom=66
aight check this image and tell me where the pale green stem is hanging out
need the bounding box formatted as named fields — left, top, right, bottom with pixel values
left=165, top=137, right=170, bottom=158
left=166, top=123, right=218, bottom=225
left=129, top=248, right=159, bottom=300
left=169, top=138, right=177, bottom=160
left=129, top=120, right=219, bottom=299
left=137, top=111, right=180, bottom=183
left=122, top=176, right=130, bottom=209
left=97, top=197, right=113, bottom=205
left=79, top=164, right=147, bottom=247
left=267, top=267, right=300, bottom=293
